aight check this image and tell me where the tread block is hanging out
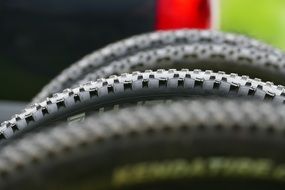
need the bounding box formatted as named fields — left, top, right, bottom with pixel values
left=194, top=78, right=204, bottom=88
left=25, top=115, right=35, bottom=124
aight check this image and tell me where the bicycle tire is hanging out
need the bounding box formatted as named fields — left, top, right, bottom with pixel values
left=32, top=30, right=285, bottom=103
left=1, top=69, right=285, bottom=142
left=1, top=100, right=285, bottom=189
left=75, top=43, right=285, bottom=88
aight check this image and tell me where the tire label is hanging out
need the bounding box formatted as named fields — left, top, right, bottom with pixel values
left=112, top=157, right=285, bottom=187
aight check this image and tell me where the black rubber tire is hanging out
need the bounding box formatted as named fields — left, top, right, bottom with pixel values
left=76, top=43, right=285, bottom=88
left=1, top=69, right=285, bottom=141
left=31, top=30, right=285, bottom=103
left=1, top=100, right=285, bottom=189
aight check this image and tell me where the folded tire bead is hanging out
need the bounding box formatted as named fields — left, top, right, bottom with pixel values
left=2, top=69, right=285, bottom=141
left=1, top=100, right=285, bottom=189
left=32, top=30, right=285, bottom=103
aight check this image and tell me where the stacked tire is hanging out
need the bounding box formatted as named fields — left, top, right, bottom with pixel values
left=1, top=30, right=285, bottom=189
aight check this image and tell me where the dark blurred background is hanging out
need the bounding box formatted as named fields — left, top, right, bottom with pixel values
left=0, top=0, right=156, bottom=100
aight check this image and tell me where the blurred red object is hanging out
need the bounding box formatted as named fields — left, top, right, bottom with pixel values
left=156, top=0, right=210, bottom=30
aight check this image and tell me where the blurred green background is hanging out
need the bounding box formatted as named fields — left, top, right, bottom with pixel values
left=221, top=0, right=285, bottom=50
